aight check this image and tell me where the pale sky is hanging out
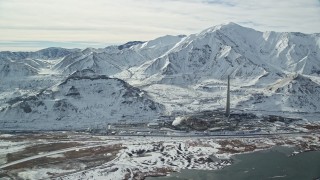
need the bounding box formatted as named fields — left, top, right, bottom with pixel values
left=0, top=0, right=319, bottom=51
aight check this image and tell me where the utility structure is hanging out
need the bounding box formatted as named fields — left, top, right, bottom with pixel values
left=225, top=75, right=230, bottom=118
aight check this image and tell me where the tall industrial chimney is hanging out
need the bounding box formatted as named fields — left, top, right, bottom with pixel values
left=225, top=75, right=230, bottom=117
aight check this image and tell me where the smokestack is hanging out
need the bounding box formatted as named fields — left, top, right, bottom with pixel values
left=226, top=75, right=230, bottom=117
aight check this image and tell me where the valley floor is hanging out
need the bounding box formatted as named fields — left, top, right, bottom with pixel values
left=0, top=130, right=320, bottom=180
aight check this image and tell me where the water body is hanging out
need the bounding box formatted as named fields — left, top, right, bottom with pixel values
left=149, top=146, right=320, bottom=180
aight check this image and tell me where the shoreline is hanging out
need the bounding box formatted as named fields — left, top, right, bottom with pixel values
left=148, top=146, right=320, bottom=180
left=0, top=132, right=319, bottom=179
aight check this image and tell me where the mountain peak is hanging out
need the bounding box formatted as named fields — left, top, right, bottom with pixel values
left=202, top=22, right=256, bottom=35
left=118, top=41, right=145, bottom=50
left=221, top=22, right=240, bottom=27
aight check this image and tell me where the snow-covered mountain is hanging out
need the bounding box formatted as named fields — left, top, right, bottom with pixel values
left=0, top=70, right=163, bottom=130
left=0, top=47, right=80, bottom=78
left=125, top=22, right=320, bottom=115
left=53, top=35, right=186, bottom=77
left=0, top=47, right=80, bottom=60
left=0, top=58, right=39, bottom=78
left=0, top=22, right=320, bottom=130
left=240, top=74, right=320, bottom=113
left=130, top=22, right=320, bottom=86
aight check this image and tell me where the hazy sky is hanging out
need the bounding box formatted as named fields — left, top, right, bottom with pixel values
left=0, top=0, right=319, bottom=51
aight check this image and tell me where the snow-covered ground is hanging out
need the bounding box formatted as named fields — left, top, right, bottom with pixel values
left=0, top=132, right=319, bottom=179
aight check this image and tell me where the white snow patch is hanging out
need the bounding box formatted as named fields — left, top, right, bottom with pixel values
left=172, top=116, right=185, bottom=126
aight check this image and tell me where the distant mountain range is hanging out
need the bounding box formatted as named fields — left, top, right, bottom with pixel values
left=0, top=22, right=319, bottom=130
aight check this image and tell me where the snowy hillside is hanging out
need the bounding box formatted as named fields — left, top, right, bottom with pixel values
left=0, top=47, right=79, bottom=79
left=0, top=70, right=163, bottom=130
left=125, top=22, right=320, bottom=115
left=0, top=58, right=39, bottom=78
left=130, top=22, right=320, bottom=86
left=53, top=35, right=186, bottom=77
left=0, top=22, right=320, bottom=130
left=240, top=74, right=320, bottom=113
left=0, top=47, right=79, bottom=60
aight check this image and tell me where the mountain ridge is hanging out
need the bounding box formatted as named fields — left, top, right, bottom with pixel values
left=0, top=22, right=320, bottom=130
